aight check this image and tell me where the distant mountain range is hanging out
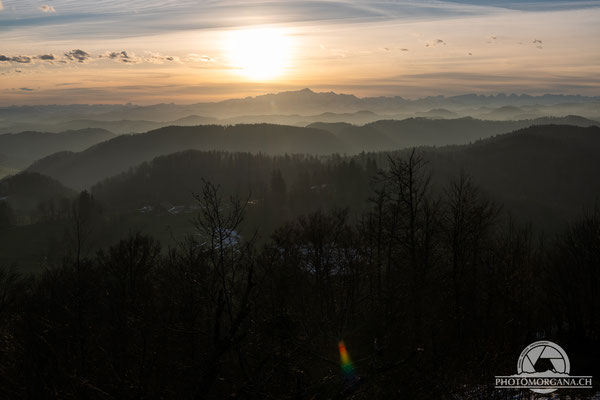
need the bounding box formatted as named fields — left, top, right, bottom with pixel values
left=25, top=116, right=599, bottom=189
left=1, top=89, right=599, bottom=134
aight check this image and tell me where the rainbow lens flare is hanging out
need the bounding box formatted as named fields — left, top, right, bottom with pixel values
left=338, top=341, right=355, bottom=376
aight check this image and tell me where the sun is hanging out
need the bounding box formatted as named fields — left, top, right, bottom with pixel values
left=225, top=28, right=292, bottom=81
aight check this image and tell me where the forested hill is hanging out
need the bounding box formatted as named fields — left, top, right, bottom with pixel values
left=90, top=124, right=600, bottom=231
left=27, top=124, right=344, bottom=189
left=426, top=124, right=600, bottom=229
left=0, top=128, right=115, bottom=169
left=0, top=172, right=76, bottom=213
left=26, top=117, right=599, bottom=190
left=309, top=115, right=598, bottom=150
left=358, top=115, right=598, bottom=148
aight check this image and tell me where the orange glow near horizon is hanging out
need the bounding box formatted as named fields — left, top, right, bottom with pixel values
left=1, top=1, right=599, bottom=105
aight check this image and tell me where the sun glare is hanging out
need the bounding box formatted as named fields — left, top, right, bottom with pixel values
left=225, top=28, right=292, bottom=81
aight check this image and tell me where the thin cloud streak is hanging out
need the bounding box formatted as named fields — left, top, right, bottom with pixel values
left=40, top=5, right=56, bottom=13
left=0, top=0, right=557, bottom=41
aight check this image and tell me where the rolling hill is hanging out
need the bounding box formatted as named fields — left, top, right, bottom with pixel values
left=26, top=117, right=599, bottom=190
left=0, top=128, right=116, bottom=169
left=0, top=110, right=384, bottom=135
left=312, top=115, right=598, bottom=150
left=0, top=172, right=76, bottom=212
left=429, top=125, right=600, bottom=226
left=86, top=124, right=600, bottom=231
left=27, top=124, right=346, bottom=189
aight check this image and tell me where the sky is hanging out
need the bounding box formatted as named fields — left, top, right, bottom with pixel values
left=1, top=0, right=599, bottom=105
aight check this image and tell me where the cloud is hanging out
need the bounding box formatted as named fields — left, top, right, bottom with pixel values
left=187, top=54, right=215, bottom=63
left=0, top=50, right=180, bottom=66
left=0, top=55, right=32, bottom=63
left=99, top=51, right=182, bottom=64
left=0, top=0, right=597, bottom=44
left=101, top=50, right=141, bottom=63
left=426, top=39, right=446, bottom=48
left=144, top=52, right=180, bottom=64
left=0, top=1, right=494, bottom=41
left=35, top=54, right=57, bottom=61
left=40, top=5, right=56, bottom=13
left=64, top=49, right=91, bottom=63
left=0, top=0, right=3, bottom=11
left=0, top=54, right=57, bottom=64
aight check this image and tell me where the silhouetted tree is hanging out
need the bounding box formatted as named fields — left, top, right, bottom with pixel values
left=270, top=169, right=287, bottom=206
left=0, top=201, right=14, bottom=229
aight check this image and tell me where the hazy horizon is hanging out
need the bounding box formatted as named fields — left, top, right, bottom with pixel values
left=2, top=87, right=600, bottom=108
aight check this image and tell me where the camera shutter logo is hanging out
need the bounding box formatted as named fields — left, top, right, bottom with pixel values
left=495, top=341, right=593, bottom=394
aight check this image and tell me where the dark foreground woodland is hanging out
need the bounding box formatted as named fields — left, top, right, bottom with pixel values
left=0, top=149, right=598, bottom=399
